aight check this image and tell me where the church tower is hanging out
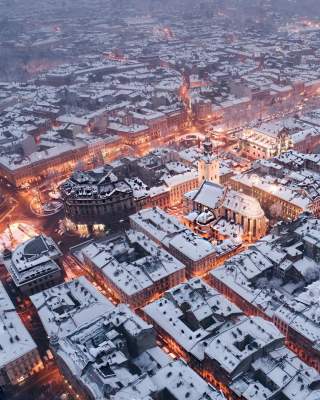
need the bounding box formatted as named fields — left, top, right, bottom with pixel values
left=198, top=137, right=220, bottom=185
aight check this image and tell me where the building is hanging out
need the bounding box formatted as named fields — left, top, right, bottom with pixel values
left=164, top=170, right=199, bottom=206
left=108, top=106, right=188, bottom=153
left=49, top=304, right=172, bottom=400
left=184, top=181, right=268, bottom=242
left=256, top=151, right=320, bottom=218
left=201, top=317, right=283, bottom=386
left=167, top=229, right=230, bottom=276
left=0, top=282, right=43, bottom=388
left=142, top=278, right=318, bottom=397
left=130, top=206, right=186, bottom=247
left=230, top=346, right=320, bottom=400
left=192, top=97, right=212, bottom=121
left=60, top=150, right=199, bottom=232
left=130, top=207, right=240, bottom=276
left=113, top=359, right=225, bottom=400
left=31, top=278, right=225, bottom=400
left=230, top=150, right=320, bottom=221
left=61, top=167, right=136, bottom=235
left=30, top=276, right=114, bottom=341
left=240, top=125, right=292, bottom=160
left=4, top=235, right=63, bottom=296
left=108, top=122, right=150, bottom=148
left=240, top=116, right=320, bottom=159
left=209, top=214, right=320, bottom=371
left=229, top=173, right=312, bottom=221
left=0, top=125, right=121, bottom=188
left=142, top=278, right=242, bottom=375
left=198, top=138, right=220, bottom=185
left=77, top=230, right=186, bottom=308
left=131, top=108, right=169, bottom=140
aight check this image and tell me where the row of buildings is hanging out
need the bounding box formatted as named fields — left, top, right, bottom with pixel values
left=209, top=213, right=320, bottom=372
left=26, top=246, right=320, bottom=400
left=59, top=141, right=218, bottom=233
left=142, top=278, right=320, bottom=400
left=239, top=113, right=320, bottom=160
left=229, top=150, right=320, bottom=221
left=69, top=205, right=243, bottom=309
left=129, top=207, right=242, bottom=278
left=60, top=148, right=200, bottom=234
left=28, top=276, right=225, bottom=400
left=77, top=229, right=186, bottom=309
left=60, top=138, right=270, bottom=240
left=4, top=212, right=320, bottom=398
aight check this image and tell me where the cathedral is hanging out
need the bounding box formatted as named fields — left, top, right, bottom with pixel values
left=184, top=138, right=268, bottom=242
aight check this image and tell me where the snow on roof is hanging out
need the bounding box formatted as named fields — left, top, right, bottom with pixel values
left=80, top=230, right=185, bottom=297
left=130, top=207, right=186, bottom=247
left=205, top=317, right=283, bottom=375
left=144, top=278, right=242, bottom=359
left=212, top=214, right=320, bottom=342
left=56, top=114, right=89, bottom=126
left=130, top=207, right=240, bottom=266
left=169, top=230, right=216, bottom=262
left=0, top=281, right=38, bottom=368
left=0, top=128, right=118, bottom=172
left=61, top=169, right=133, bottom=200
left=231, top=346, right=320, bottom=400
left=291, top=127, right=320, bottom=144
left=54, top=304, right=166, bottom=400
left=164, top=170, right=198, bottom=187
left=131, top=109, right=166, bottom=123
left=5, top=235, right=62, bottom=288
left=113, top=359, right=225, bottom=400
left=108, top=122, right=149, bottom=134
left=232, top=173, right=311, bottom=210
left=178, top=147, right=202, bottom=164
left=30, top=276, right=114, bottom=339
left=212, top=219, right=243, bottom=239
left=224, top=189, right=265, bottom=219
left=191, top=181, right=224, bottom=209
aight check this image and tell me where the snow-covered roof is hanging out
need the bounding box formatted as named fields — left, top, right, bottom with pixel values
left=231, top=346, right=320, bottom=400
left=169, top=230, right=216, bottom=262
left=212, top=214, right=320, bottom=344
left=79, top=230, right=185, bottom=298
left=144, top=278, right=242, bottom=359
left=0, top=282, right=38, bottom=368
left=205, top=317, right=283, bottom=376
left=191, top=181, right=224, bottom=209
left=31, top=276, right=114, bottom=339
left=5, top=235, right=62, bottom=288
left=54, top=304, right=169, bottom=400
left=113, top=359, right=225, bottom=400
left=130, top=207, right=186, bottom=247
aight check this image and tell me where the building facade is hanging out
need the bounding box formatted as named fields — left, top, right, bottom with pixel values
left=61, top=168, right=136, bottom=234
left=184, top=181, right=268, bottom=242
left=0, top=282, right=43, bottom=388
left=4, top=235, right=63, bottom=296
left=78, top=230, right=186, bottom=308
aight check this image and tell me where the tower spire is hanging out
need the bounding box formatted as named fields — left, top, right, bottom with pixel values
left=198, top=136, right=220, bottom=186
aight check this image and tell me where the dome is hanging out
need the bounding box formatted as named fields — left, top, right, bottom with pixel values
left=196, top=210, right=214, bottom=225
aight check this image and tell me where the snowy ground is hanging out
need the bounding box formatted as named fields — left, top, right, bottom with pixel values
left=0, top=222, right=39, bottom=252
